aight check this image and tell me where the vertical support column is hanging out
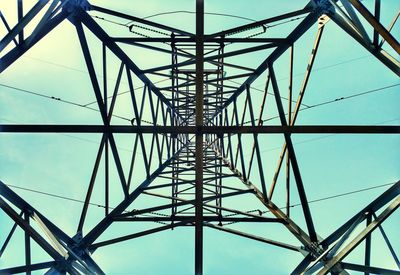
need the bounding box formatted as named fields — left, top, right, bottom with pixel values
left=286, top=45, right=293, bottom=216
left=373, top=0, right=381, bottom=47
left=173, top=39, right=180, bottom=225
left=364, top=212, right=372, bottom=275
left=24, top=212, right=31, bottom=275
left=195, top=0, right=204, bottom=274
left=103, top=43, right=109, bottom=215
left=17, top=0, right=23, bottom=43
left=218, top=43, right=224, bottom=216
left=105, top=133, right=109, bottom=215
left=171, top=35, right=178, bottom=220
left=186, top=73, right=190, bottom=162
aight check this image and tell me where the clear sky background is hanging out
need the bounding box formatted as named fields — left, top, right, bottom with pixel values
left=0, top=0, right=399, bottom=274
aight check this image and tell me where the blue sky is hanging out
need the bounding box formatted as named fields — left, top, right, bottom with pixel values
left=0, top=0, right=399, bottom=274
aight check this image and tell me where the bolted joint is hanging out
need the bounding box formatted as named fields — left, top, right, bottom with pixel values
left=303, top=242, right=325, bottom=259
left=64, top=0, right=91, bottom=13
left=331, top=263, right=345, bottom=274
left=24, top=209, right=34, bottom=217
left=312, top=0, right=335, bottom=16
left=52, top=261, right=68, bottom=274
left=73, top=231, right=83, bottom=241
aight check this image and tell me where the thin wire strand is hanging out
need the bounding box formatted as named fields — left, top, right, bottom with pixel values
left=4, top=181, right=396, bottom=222
left=93, top=10, right=306, bottom=39
left=222, top=181, right=396, bottom=224
left=243, top=83, right=400, bottom=125
left=2, top=80, right=397, bottom=126
left=142, top=11, right=258, bottom=22
left=0, top=83, right=141, bottom=123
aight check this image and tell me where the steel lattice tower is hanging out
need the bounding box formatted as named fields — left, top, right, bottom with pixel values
left=0, top=0, right=399, bottom=274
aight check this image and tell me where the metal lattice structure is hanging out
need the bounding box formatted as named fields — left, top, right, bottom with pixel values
left=0, top=0, right=399, bottom=274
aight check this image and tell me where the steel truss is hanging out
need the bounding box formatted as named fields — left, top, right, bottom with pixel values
left=0, top=0, right=399, bottom=274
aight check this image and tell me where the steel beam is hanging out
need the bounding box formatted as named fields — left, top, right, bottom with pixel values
left=89, top=221, right=190, bottom=250
left=1, top=125, right=399, bottom=134
left=195, top=1, right=204, bottom=273
left=205, top=223, right=301, bottom=252
left=113, top=37, right=286, bottom=43
left=0, top=261, right=56, bottom=274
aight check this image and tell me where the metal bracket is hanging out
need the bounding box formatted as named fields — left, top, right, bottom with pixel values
left=64, top=0, right=91, bottom=13
left=312, top=0, right=336, bottom=16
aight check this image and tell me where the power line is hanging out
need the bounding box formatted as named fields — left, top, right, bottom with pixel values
left=0, top=83, right=86, bottom=109
left=13, top=21, right=389, bottom=110
left=142, top=10, right=258, bottom=22
left=22, top=50, right=376, bottom=110
left=20, top=52, right=381, bottom=111
left=1, top=2, right=396, bottom=130
left=18, top=55, right=171, bottom=107
left=226, top=54, right=378, bottom=107
left=5, top=181, right=396, bottom=221
left=83, top=78, right=170, bottom=107
left=252, top=54, right=373, bottom=89
left=22, top=55, right=92, bottom=75
left=227, top=79, right=311, bottom=108
left=298, top=182, right=395, bottom=205
left=14, top=1, right=379, bottom=113
left=2, top=79, right=398, bottom=137
left=0, top=83, right=168, bottom=125
left=304, top=84, right=400, bottom=109
left=93, top=10, right=306, bottom=38
left=0, top=83, right=134, bottom=123
left=1, top=81, right=398, bottom=140
left=223, top=181, right=397, bottom=225
left=107, top=0, right=369, bottom=27
left=2, top=184, right=168, bottom=225
left=243, top=83, right=400, bottom=125
left=5, top=184, right=104, bottom=208
left=2, top=79, right=397, bottom=127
